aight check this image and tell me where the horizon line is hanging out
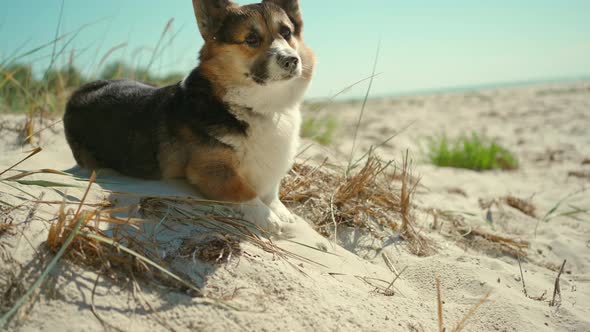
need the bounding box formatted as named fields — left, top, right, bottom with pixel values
left=306, top=74, right=590, bottom=102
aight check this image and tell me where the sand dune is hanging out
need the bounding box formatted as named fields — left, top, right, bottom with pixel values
left=1, top=81, right=589, bottom=331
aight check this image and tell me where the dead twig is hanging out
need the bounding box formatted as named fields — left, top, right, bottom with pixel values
left=436, top=277, right=444, bottom=332
left=550, top=260, right=567, bottom=307
left=452, top=291, right=491, bottom=332
left=517, top=254, right=528, bottom=297
left=504, top=196, right=537, bottom=218
left=435, top=276, right=492, bottom=332
left=0, top=147, right=42, bottom=178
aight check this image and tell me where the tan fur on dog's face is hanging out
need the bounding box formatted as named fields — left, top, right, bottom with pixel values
left=193, top=0, right=315, bottom=96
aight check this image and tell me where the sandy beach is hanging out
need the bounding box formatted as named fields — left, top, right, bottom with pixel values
left=1, top=81, right=589, bottom=331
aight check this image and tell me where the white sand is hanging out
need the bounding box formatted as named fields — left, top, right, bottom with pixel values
left=1, top=81, right=589, bottom=331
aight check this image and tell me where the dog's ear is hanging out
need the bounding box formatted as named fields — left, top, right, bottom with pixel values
left=263, top=0, right=303, bottom=35
left=192, top=0, right=235, bottom=40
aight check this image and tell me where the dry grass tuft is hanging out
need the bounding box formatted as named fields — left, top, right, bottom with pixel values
left=0, top=213, right=20, bottom=315
left=45, top=202, right=202, bottom=295
left=447, top=187, right=468, bottom=197
left=503, top=196, right=537, bottom=218
left=0, top=207, right=15, bottom=238
left=178, top=234, right=242, bottom=265
left=138, top=197, right=322, bottom=266
left=281, top=153, right=435, bottom=256
left=429, top=210, right=529, bottom=258
left=398, top=154, right=434, bottom=256
left=4, top=180, right=312, bottom=325
left=47, top=209, right=117, bottom=269
left=21, top=112, right=36, bottom=145
left=568, top=170, right=590, bottom=179
left=44, top=193, right=325, bottom=299
left=0, top=171, right=95, bottom=328
left=0, top=203, right=17, bottom=264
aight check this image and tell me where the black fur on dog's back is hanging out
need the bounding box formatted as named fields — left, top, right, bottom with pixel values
left=63, top=68, right=249, bottom=179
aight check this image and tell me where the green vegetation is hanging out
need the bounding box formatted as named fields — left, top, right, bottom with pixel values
left=99, top=61, right=184, bottom=86
left=0, top=17, right=184, bottom=115
left=541, top=189, right=589, bottom=224
left=301, top=114, right=338, bottom=145
left=0, top=61, right=184, bottom=114
left=426, top=132, right=518, bottom=171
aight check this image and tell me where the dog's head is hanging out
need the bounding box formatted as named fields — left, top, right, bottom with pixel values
left=193, top=0, right=314, bottom=97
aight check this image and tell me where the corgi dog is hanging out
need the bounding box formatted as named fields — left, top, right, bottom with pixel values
left=63, top=0, right=315, bottom=235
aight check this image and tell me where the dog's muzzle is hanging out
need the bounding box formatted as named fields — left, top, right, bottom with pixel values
left=277, top=54, right=299, bottom=73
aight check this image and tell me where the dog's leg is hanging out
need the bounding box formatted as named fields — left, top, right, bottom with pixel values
left=261, top=183, right=329, bottom=250
left=263, top=183, right=330, bottom=249
left=260, top=183, right=302, bottom=225
left=185, top=148, right=284, bottom=233
left=185, top=147, right=257, bottom=203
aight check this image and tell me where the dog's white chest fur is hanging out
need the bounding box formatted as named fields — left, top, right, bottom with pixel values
left=219, top=79, right=308, bottom=198
left=234, top=108, right=301, bottom=197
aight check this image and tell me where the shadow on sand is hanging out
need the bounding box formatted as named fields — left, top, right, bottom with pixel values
left=54, top=166, right=253, bottom=312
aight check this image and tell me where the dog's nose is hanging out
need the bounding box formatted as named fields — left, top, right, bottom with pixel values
left=278, top=55, right=299, bottom=71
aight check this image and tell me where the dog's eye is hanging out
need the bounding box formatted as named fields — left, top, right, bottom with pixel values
left=244, top=32, right=260, bottom=47
left=279, top=26, right=292, bottom=40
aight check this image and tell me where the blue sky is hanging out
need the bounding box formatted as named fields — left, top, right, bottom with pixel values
left=1, top=0, right=589, bottom=98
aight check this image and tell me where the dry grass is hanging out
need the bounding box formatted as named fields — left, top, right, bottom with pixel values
left=45, top=205, right=159, bottom=287
left=447, top=187, right=468, bottom=197
left=452, top=292, right=491, bottom=332
left=178, top=234, right=241, bottom=265
left=429, top=210, right=529, bottom=258
left=435, top=276, right=492, bottom=332
left=436, top=277, right=444, bottom=332
left=397, top=154, right=433, bottom=256
left=1, top=173, right=268, bottom=326
left=0, top=171, right=96, bottom=328
left=45, top=201, right=216, bottom=296
left=347, top=253, right=408, bottom=297
left=281, top=153, right=435, bottom=256
left=0, top=122, right=534, bottom=329
left=0, top=206, right=19, bottom=317
left=43, top=193, right=326, bottom=302
left=0, top=206, right=15, bottom=238
left=550, top=259, right=567, bottom=307
left=138, top=197, right=324, bottom=266
left=0, top=147, right=435, bottom=326
left=0, top=147, right=42, bottom=178
left=568, top=170, right=590, bottom=179
left=0, top=231, right=14, bottom=263
left=503, top=196, right=537, bottom=218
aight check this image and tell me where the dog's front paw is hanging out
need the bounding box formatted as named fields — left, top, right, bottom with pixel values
left=270, top=202, right=330, bottom=246
left=276, top=214, right=331, bottom=252
left=268, top=200, right=303, bottom=224
left=239, top=199, right=328, bottom=249
left=240, top=201, right=282, bottom=234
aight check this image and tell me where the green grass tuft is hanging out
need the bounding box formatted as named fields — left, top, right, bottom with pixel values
left=426, top=132, right=518, bottom=171
left=301, top=115, right=338, bottom=145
